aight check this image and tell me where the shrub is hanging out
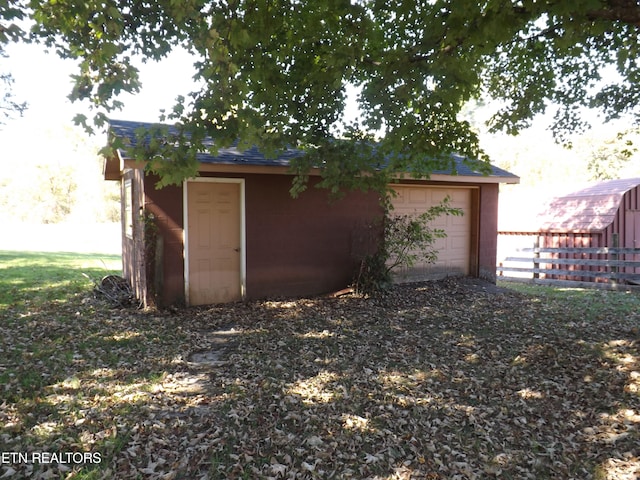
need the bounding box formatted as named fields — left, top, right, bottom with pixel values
left=354, top=195, right=463, bottom=296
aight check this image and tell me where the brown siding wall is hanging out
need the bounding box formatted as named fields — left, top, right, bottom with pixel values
left=143, top=176, right=185, bottom=305
left=127, top=170, right=503, bottom=306
left=244, top=174, right=382, bottom=298
left=136, top=172, right=382, bottom=305
left=611, top=186, right=640, bottom=276
left=615, top=186, right=640, bottom=248
left=477, top=184, right=499, bottom=282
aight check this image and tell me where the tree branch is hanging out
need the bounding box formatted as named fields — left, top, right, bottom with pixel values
left=587, top=0, right=640, bottom=27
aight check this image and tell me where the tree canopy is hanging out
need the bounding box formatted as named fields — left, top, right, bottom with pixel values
left=0, top=0, right=27, bottom=124
left=6, top=1, right=640, bottom=190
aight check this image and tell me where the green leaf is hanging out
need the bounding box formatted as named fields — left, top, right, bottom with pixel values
left=18, top=0, right=640, bottom=191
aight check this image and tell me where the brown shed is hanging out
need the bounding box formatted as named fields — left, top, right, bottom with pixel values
left=533, top=178, right=640, bottom=281
left=104, top=120, right=519, bottom=307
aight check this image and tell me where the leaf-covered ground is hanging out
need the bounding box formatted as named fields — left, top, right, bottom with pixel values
left=1, top=278, right=639, bottom=479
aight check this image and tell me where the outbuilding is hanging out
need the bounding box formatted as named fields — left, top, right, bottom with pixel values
left=536, top=178, right=640, bottom=280
left=104, top=119, right=519, bottom=306
left=536, top=178, right=640, bottom=246
left=498, top=178, right=640, bottom=283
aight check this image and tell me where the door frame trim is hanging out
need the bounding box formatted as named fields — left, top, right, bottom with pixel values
left=183, top=177, right=246, bottom=305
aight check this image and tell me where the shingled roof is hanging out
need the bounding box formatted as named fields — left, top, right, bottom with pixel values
left=106, top=119, right=519, bottom=182
left=537, top=178, right=640, bottom=233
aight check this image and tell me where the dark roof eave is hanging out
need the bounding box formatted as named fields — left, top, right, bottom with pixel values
left=108, top=119, right=520, bottom=184
left=119, top=152, right=520, bottom=184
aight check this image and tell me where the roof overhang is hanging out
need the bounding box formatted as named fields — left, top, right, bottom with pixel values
left=103, top=153, right=123, bottom=181
left=105, top=120, right=520, bottom=185
left=114, top=156, right=321, bottom=177
left=109, top=156, right=520, bottom=185
left=397, top=172, right=520, bottom=185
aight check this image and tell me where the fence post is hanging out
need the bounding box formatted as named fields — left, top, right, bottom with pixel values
left=611, top=233, right=619, bottom=285
left=533, top=236, right=540, bottom=279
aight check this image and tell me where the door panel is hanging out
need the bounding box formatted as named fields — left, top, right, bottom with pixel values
left=390, top=186, right=472, bottom=281
left=625, top=210, right=640, bottom=275
left=187, top=181, right=241, bottom=305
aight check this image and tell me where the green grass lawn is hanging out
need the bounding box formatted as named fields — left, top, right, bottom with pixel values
left=1, top=257, right=639, bottom=479
left=0, top=250, right=123, bottom=408
left=0, top=250, right=121, bottom=308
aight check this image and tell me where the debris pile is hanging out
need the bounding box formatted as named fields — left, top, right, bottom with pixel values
left=94, top=274, right=135, bottom=307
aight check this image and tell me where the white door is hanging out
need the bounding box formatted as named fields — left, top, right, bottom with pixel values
left=186, top=180, right=243, bottom=305
left=390, top=186, right=472, bottom=281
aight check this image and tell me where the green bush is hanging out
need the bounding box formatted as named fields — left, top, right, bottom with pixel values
left=354, top=195, right=463, bottom=296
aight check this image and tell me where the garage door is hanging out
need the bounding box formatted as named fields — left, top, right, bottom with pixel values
left=390, top=186, right=472, bottom=282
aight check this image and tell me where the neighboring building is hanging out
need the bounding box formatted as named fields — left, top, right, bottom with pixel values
left=103, top=119, right=519, bottom=306
left=499, top=178, right=640, bottom=282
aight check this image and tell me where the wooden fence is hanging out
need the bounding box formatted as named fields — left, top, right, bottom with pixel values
left=497, top=243, right=640, bottom=290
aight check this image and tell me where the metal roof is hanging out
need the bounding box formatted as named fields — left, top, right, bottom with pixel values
left=537, top=177, right=640, bottom=233
left=108, top=119, right=519, bottom=181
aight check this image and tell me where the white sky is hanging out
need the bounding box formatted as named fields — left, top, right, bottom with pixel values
left=1, top=40, right=637, bottom=202
left=0, top=41, right=197, bottom=159
left=0, top=41, right=367, bottom=167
